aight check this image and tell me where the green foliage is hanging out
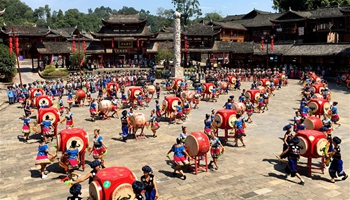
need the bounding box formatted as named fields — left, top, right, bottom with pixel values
left=272, top=0, right=350, bottom=12
left=69, top=52, right=85, bottom=68
left=172, top=0, right=202, bottom=25
left=42, top=65, right=68, bottom=76
left=155, top=49, right=174, bottom=63
left=0, top=43, right=17, bottom=78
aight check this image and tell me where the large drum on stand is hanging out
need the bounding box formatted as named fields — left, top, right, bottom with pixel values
left=107, top=83, right=119, bottom=97
left=36, top=107, right=60, bottom=135
left=172, top=78, right=183, bottom=90
left=227, top=76, right=236, bottom=85
left=304, top=117, right=323, bottom=130
left=127, top=87, right=142, bottom=101
left=220, top=81, right=228, bottom=90
left=56, top=128, right=89, bottom=171
left=312, top=93, right=323, bottom=99
left=35, top=95, right=53, bottom=109
left=29, top=88, right=45, bottom=107
left=147, top=85, right=156, bottom=94
left=129, top=113, right=146, bottom=129
left=89, top=167, right=136, bottom=200
left=307, top=99, right=330, bottom=116
left=295, top=130, right=327, bottom=158
left=257, top=86, right=266, bottom=94
left=259, top=79, right=270, bottom=86
left=74, top=89, right=86, bottom=104
left=202, top=83, right=214, bottom=94
left=98, top=100, right=114, bottom=112
left=185, top=131, right=210, bottom=157
left=232, top=102, right=246, bottom=114
left=341, top=74, right=350, bottom=82
left=245, top=90, right=260, bottom=103
left=310, top=82, right=325, bottom=94
left=162, top=96, right=181, bottom=112
left=213, top=109, right=237, bottom=130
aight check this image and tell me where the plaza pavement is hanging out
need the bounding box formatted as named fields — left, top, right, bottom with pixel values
left=0, top=63, right=349, bottom=200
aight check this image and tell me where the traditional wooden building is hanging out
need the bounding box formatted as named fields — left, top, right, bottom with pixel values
left=147, top=27, right=174, bottom=58
left=88, top=13, right=158, bottom=64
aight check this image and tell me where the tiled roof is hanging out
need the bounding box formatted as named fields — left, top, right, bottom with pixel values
left=102, top=13, right=146, bottom=25
left=147, top=41, right=173, bottom=53
left=183, top=23, right=221, bottom=36
left=254, top=44, right=293, bottom=55
left=213, top=41, right=254, bottom=53
left=49, top=27, right=79, bottom=38
left=35, top=42, right=87, bottom=54
left=1, top=24, right=49, bottom=36
left=339, top=6, right=350, bottom=13
left=208, top=21, right=247, bottom=31
left=91, top=25, right=158, bottom=38
left=86, top=41, right=104, bottom=54
left=232, top=12, right=283, bottom=27
left=283, top=44, right=350, bottom=56
left=223, top=14, right=245, bottom=21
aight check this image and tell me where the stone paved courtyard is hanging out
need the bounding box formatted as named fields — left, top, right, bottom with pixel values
left=0, top=64, right=349, bottom=200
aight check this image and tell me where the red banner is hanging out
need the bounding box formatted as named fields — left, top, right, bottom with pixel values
left=270, top=38, right=274, bottom=51
left=261, top=39, right=264, bottom=51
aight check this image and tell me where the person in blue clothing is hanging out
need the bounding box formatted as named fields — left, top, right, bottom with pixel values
left=89, top=98, right=98, bottom=122
left=233, top=114, right=246, bottom=147
left=149, top=109, right=159, bottom=138
left=204, top=114, right=212, bottom=136
left=67, top=183, right=83, bottom=200
left=223, top=99, right=232, bottom=110
left=121, top=110, right=129, bottom=142
left=40, top=115, right=54, bottom=141
left=174, top=101, right=185, bottom=124
left=64, top=140, right=81, bottom=180
left=67, top=91, right=74, bottom=108
left=132, top=181, right=145, bottom=200
left=141, top=165, right=159, bottom=200
left=300, top=104, right=310, bottom=118
left=211, top=86, right=217, bottom=102
left=137, top=93, right=145, bottom=110
left=35, top=89, right=42, bottom=97
left=40, top=100, right=49, bottom=109
left=296, top=118, right=307, bottom=131
left=121, top=91, right=128, bottom=108
left=166, top=138, right=190, bottom=180
left=35, top=136, right=54, bottom=179
left=7, top=86, right=14, bottom=104
left=328, top=136, right=348, bottom=183
left=91, top=129, right=107, bottom=167
left=166, top=80, right=171, bottom=93
left=257, top=94, right=265, bottom=113
left=155, top=100, right=161, bottom=121
left=239, top=93, right=245, bottom=102
left=22, top=113, right=31, bottom=142
left=209, top=132, right=224, bottom=170
left=330, top=102, right=341, bottom=127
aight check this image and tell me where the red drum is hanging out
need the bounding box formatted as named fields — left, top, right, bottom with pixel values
left=213, top=109, right=237, bottom=129
left=172, top=78, right=183, bottom=90
left=220, top=81, right=228, bottom=90
left=129, top=113, right=146, bottom=129
left=29, top=88, right=45, bottom=99
left=202, top=83, right=214, bottom=94
left=232, top=102, right=246, bottom=114
left=98, top=100, right=113, bottom=112
left=37, top=107, right=60, bottom=124
left=56, top=128, right=89, bottom=153
left=245, top=90, right=260, bottom=103
left=127, top=87, right=142, bottom=101
left=107, top=83, right=119, bottom=97
left=307, top=99, right=331, bottom=116
left=341, top=74, right=350, bottom=82
left=304, top=117, right=323, bottom=130
left=273, top=78, right=279, bottom=86
left=89, top=167, right=136, bottom=200
left=147, top=85, right=156, bottom=94
left=278, top=73, right=286, bottom=80
left=310, top=82, right=325, bottom=94
left=35, top=95, right=53, bottom=108
left=296, top=130, right=328, bottom=158
left=311, top=74, right=321, bottom=82
left=74, top=89, right=86, bottom=102
left=312, top=93, right=323, bottom=99
left=181, top=91, right=195, bottom=101
left=259, top=79, right=270, bottom=86
left=257, top=86, right=266, bottom=94
left=228, top=76, right=236, bottom=84
left=185, top=131, right=210, bottom=157
left=162, top=96, right=181, bottom=112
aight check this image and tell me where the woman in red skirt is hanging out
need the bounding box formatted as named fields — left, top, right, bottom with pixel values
left=91, top=129, right=108, bottom=167
left=209, top=133, right=224, bottom=170
left=35, top=136, right=54, bottom=179
left=60, top=107, right=74, bottom=129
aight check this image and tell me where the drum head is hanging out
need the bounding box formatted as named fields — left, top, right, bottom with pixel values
left=308, top=102, right=319, bottom=114
left=67, top=136, right=85, bottom=153
left=316, top=138, right=328, bottom=157
left=323, top=102, right=330, bottom=114
left=231, top=77, right=236, bottom=84
left=181, top=92, right=187, bottom=99
left=43, top=112, right=57, bottom=124
left=89, top=181, right=103, bottom=200
left=214, top=114, right=223, bottom=128
left=319, top=87, right=325, bottom=93
left=304, top=118, right=314, bottom=130
left=112, top=183, right=135, bottom=200
left=265, top=81, right=270, bottom=86
left=56, top=133, right=62, bottom=151
left=134, top=89, right=141, bottom=98
left=341, top=75, right=347, bottom=81
left=254, top=92, right=260, bottom=101
left=172, top=100, right=179, bottom=111
left=298, top=137, right=308, bottom=156
left=310, top=86, right=316, bottom=93
left=208, top=85, right=214, bottom=92
left=228, top=115, right=236, bottom=128
left=38, top=97, right=51, bottom=107
left=312, top=94, right=322, bottom=99
left=315, top=77, right=321, bottom=82
left=185, top=135, right=199, bottom=157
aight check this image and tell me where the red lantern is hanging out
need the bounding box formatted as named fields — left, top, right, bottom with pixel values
left=184, top=40, right=189, bottom=52
left=16, top=48, right=20, bottom=54
left=111, top=38, right=114, bottom=48
left=72, top=41, right=76, bottom=53
left=137, top=38, right=140, bottom=48
left=270, top=38, right=274, bottom=51
left=9, top=37, right=13, bottom=53
left=15, top=37, right=20, bottom=54
left=261, top=39, right=264, bottom=51
left=230, top=30, right=233, bottom=36
left=222, top=29, right=225, bottom=35
left=83, top=41, right=86, bottom=53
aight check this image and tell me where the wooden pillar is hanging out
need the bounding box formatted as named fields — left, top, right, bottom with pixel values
left=31, top=57, right=34, bottom=70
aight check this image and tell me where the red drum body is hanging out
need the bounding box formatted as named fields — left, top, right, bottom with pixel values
left=56, top=128, right=89, bottom=153
left=129, top=113, right=146, bottom=129
left=89, top=167, right=136, bottom=200
left=310, top=82, right=325, bottom=94
left=107, top=83, right=119, bottom=97
left=162, top=96, right=181, bottom=112
left=98, top=100, right=113, bottom=112
left=232, top=102, right=246, bottom=114
left=273, top=78, right=279, bottom=86
left=228, top=76, right=236, bottom=84
left=127, top=87, right=142, bottom=101
left=312, top=93, right=323, bottom=99
left=185, top=131, right=210, bottom=157
left=245, top=90, right=260, bottom=103
left=147, top=85, right=156, bottom=94
left=37, top=107, right=60, bottom=124
left=213, top=109, right=237, bottom=129
left=259, top=79, right=270, bottom=86
left=74, top=89, right=86, bottom=102
left=341, top=74, right=350, bottom=82
left=257, top=86, right=266, bottom=94
left=307, top=99, right=330, bottom=116
left=296, top=130, right=327, bottom=158
left=279, top=73, right=286, bottom=80
left=311, top=74, right=321, bottom=82
left=202, top=83, right=214, bottom=94
left=304, top=117, right=323, bottom=130
left=29, top=88, right=45, bottom=106
left=220, top=81, right=228, bottom=90
left=172, top=78, right=183, bottom=90
left=181, top=91, right=195, bottom=101
left=35, top=95, right=53, bottom=108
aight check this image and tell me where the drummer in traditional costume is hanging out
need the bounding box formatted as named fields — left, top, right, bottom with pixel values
left=179, top=126, right=188, bottom=143
left=111, top=96, right=120, bottom=118
left=329, top=136, right=348, bottom=183
left=204, top=114, right=212, bottom=136
left=63, top=140, right=80, bottom=180
left=263, top=91, right=270, bottom=111
left=330, top=102, right=341, bottom=127
left=281, top=125, right=293, bottom=159
left=60, top=107, right=74, bottom=129
left=121, top=91, right=128, bottom=108
left=141, top=165, right=159, bottom=200
left=86, top=89, right=92, bottom=105
left=209, top=132, right=224, bottom=170
left=257, top=94, right=265, bottom=113
left=193, top=93, right=200, bottom=109
left=155, top=82, right=161, bottom=99
left=211, top=86, right=217, bottom=102
left=91, top=129, right=107, bottom=167
left=35, top=136, right=54, bottom=179
left=155, top=100, right=162, bottom=121
left=40, top=115, right=54, bottom=141
left=67, top=91, right=74, bottom=108
left=121, top=110, right=129, bottom=142
left=40, top=100, right=49, bottom=109
left=233, top=114, right=246, bottom=147
left=132, top=181, right=145, bottom=200
left=19, top=91, right=26, bottom=108
left=89, top=98, right=98, bottom=122
left=149, top=109, right=159, bottom=138
left=174, top=101, right=185, bottom=124
left=223, top=99, right=232, bottom=109
left=245, top=100, right=254, bottom=123
left=71, top=160, right=102, bottom=185
left=58, top=95, right=65, bottom=116
left=166, top=138, right=190, bottom=180
left=22, top=113, right=31, bottom=142
left=300, top=104, right=309, bottom=118
left=293, top=111, right=302, bottom=132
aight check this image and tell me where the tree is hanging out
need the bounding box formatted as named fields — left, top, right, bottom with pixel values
left=0, top=44, right=17, bottom=81
left=69, top=52, right=85, bottom=68
left=203, top=11, right=223, bottom=21
left=273, top=0, right=350, bottom=12
left=172, top=0, right=202, bottom=25
left=155, top=49, right=174, bottom=63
